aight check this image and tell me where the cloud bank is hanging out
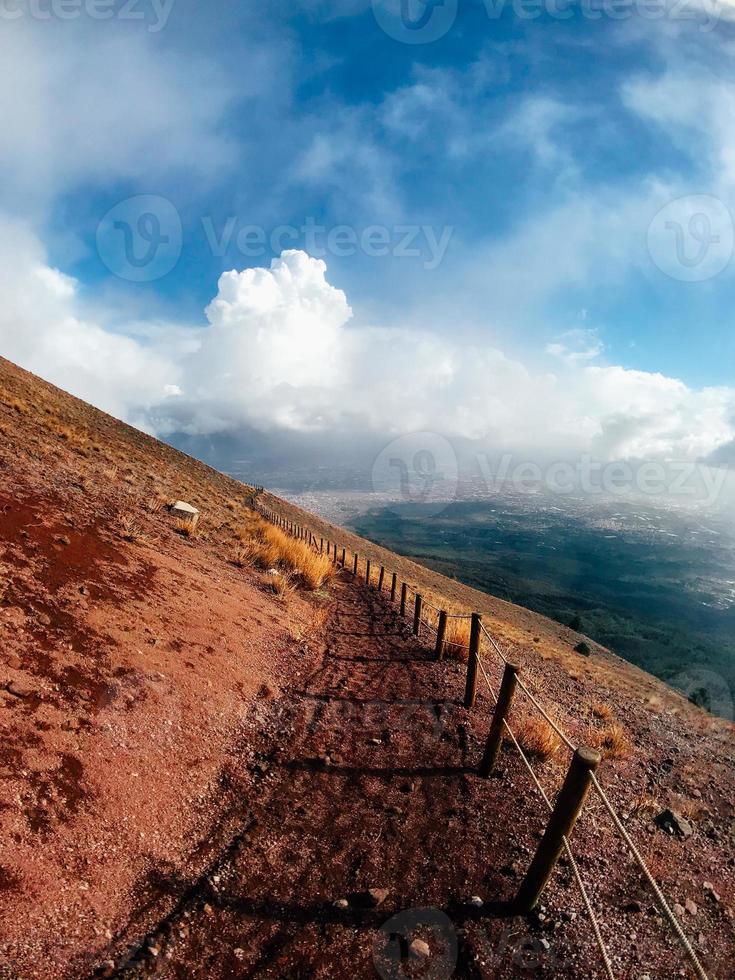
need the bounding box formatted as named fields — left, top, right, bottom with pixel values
left=1, top=224, right=733, bottom=469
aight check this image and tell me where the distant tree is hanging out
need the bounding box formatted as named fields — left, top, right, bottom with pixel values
left=574, top=641, right=592, bottom=657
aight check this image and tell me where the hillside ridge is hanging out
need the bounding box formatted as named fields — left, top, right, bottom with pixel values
left=1, top=355, right=733, bottom=978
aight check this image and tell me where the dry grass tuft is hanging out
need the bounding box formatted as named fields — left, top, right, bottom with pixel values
left=238, top=521, right=334, bottom=590
left=588, top=699, right=613, bottom=721
left=590, top=721, right=632, bottom=760
left=120, top=513, right=146, bottom=544
left=513, top=714, right=562, bottom=763
left=266, top=570, right=297, bottom=600
left=444, top=616, right=472, bottom=660
left=144, top=494, right=168, bottom=515
left=0, top=388, right=29, bottom=415
left=232, top=541, right=259, bottom=568
left=418, top=597, right=472, bottom=660
left=628, top=793, right=658, bottom=821
left=174, top=516, right=200, bottom=539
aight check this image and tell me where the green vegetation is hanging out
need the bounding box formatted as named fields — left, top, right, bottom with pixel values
left=348, top=498, right=735, bottom=717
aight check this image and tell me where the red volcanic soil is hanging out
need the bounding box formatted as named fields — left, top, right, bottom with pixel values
left=1, top=355, right=734, bottom=979
left=0, top=358, right=319, bottom=977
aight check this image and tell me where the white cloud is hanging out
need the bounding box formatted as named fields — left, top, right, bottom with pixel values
left=0, top=218, right=179, bottom=425
left=152, top=250, right=735, bottom=463
left=546, top=328, right=604, bottom=365
left=1, top=217, right=733, bottom=464
left=0, top=18, right=237, bottom=215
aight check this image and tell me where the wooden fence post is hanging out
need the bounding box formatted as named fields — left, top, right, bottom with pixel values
left=320, top=537, right=323, bottom=553
left=514, top=747, right=601, bottom=913
left=341, top=547, right=346, bottom=567
left=464, top=613, right=482, bottom=709
left=353, top=553, right=359, bottom=576
left=413, top=594, right=422, bottom=635
left=479, top=663, right=519, bottom=776
left=391, top=572, right=397, bottom=602
left=400, top=583, right=407, bottom=617
left=378, top=566, right=385, bottom=591
left=435, top=610, right=447, bottom=660
left=366, top=559, right=371, bottom=585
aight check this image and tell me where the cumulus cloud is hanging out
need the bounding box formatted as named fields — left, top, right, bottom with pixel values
left=2, top=239, right=734, bottom=466
left=152, top=251, right=735, bottom=463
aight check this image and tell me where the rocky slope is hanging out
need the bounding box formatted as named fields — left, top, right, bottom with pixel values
left=0, top=355, right=733, bottom=978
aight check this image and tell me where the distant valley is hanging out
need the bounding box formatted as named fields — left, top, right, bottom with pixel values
left=277, top=486, right=735, bottom=719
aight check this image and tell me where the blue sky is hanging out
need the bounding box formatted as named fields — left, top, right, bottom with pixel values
left=1, top=0, right=735, bottom=469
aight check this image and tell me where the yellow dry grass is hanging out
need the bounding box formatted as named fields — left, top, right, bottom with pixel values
left=237, top=519, right=334, bottom=591
left=589, top=720, right=632, bottom=760
left=512, top=713, right=562, bottom=763
left=120, top=513, right=146, bottom=544
left=588, top=699, right=613, bottom=721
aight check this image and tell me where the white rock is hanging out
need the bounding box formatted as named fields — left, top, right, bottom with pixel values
left=409, top=939, right=431, bottom=959
left=170, top=501, right=199, bottom=526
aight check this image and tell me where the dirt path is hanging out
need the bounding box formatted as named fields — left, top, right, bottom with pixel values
left=101, top=576, right=710, bottom=980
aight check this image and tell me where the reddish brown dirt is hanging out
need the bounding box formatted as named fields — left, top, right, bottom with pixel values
left=0, top=358, right=323, bottom=978
left=1, top=355, right=734, bottom=978
left=87, top=578, right=731, bottom=980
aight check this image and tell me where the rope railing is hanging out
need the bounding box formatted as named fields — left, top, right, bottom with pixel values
left=254, top=502, right=711, bottom=980
left=475, top=655, right=616, bottom=979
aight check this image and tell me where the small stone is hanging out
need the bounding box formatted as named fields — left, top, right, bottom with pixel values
left=6, top=680, right=34, bottom=699
left=409, top=939, right=431, bottom=959
left=654, top=809, right=693, bottom=839
left=367, top=888, right=389, bottom=907
left=333, top=898, right=349, bottom=910
left=467, top=896, right=483, bottom=908
left=233, top=948, right=245, bottom=961
left=685, top=899, right=698, bottom=916
left=148, top=946, right=160, bottom=958
left=369, top=738, right=382, bottom=746
left=703, top=882, right=721, bottom=902
left=673, top=903, right=686, bottom=917
left=539, top=938, right=552, bottom=952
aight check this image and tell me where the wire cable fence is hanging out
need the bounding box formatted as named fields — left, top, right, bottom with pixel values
left=255, top=503, right=711, bottom=980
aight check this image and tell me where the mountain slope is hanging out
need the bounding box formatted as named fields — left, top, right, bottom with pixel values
left=0, top=356, right=733, bottom=978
